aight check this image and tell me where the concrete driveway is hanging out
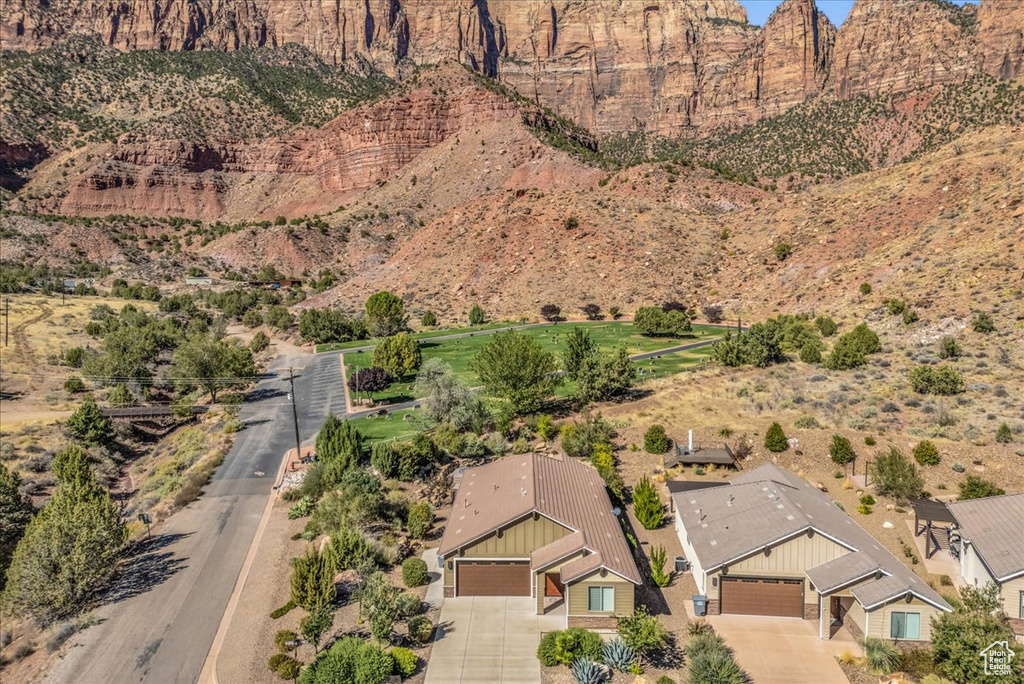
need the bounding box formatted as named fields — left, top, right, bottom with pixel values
left=424, top=597, right=564, bottom=684
left=706, top=614, right=860, bottom=684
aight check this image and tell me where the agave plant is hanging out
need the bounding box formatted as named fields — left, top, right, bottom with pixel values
left=602, top=637, right=635, bottom=672
left=571, top=657, right=609, bottom=684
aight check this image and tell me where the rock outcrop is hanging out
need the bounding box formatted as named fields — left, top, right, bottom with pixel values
left=4, top=0, right=1021, bottom=136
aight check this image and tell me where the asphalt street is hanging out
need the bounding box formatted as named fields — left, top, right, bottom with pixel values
left=45, top=351, right=345, bottom=684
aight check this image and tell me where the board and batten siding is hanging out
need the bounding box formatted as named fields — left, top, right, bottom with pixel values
left=534, top=550, right=586, bottom=614
left=704, top=532, right=850, bottom=601
left=567, top=570, right=634, bottom=616
left=865, top=597, right=943, bottom=642
left=676, top=509, right=708, bottom=594
left=443, top=513, right=571, bottom=587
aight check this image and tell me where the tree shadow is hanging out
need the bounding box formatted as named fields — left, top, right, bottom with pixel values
left=245, top=387, right=287, bottom=402
left=100, top=533, right=192, bottom=606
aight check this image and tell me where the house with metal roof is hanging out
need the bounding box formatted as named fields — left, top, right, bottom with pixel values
left=673, top=464, right=952, bottom=642
left=947, top=493, right=1024, bottom=635
left=438, top=453, right=642, bottom=627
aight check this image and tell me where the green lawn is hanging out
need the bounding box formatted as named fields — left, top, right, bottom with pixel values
left=347, top=408, right=421, bottom=442
left=344, top=322, right=725, bottom=404
left=315, top=321, right=522, bottom=353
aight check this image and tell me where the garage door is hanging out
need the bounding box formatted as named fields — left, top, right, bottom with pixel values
left=456, top=561, right=531, bottom=596
left=720, top=576, right=804, bottom=617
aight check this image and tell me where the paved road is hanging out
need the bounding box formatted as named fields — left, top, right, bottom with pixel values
left=46, top=351, right=347, bottom=684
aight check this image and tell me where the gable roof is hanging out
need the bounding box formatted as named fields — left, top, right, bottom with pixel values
left=948, top=493, right=1024, bottom=581
left=805, top=551, right=882, bottom=594
left=674, top=463, right=951, bottom=612
left=439, top=453, right=642, bottom=584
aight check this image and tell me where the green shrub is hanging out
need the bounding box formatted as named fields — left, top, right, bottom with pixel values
left=63, top=377, right=86, bottom=393
left=370, top=441, right=399, bottom=479
left=468, top=304, right=485, bottom=325
left=871, top=447, right=924, bottom=502
left=864, top=637, right=901, bottom=675
left=958, top=475, right=1005, bottom=500
left=407, top=616, right=434, bottom=644
left=535, top=414, right=556, bottom=440
left=396, top=592, right=422, bottom=618
left=401, top=558, right=429, bottom=588
left=937, top=336, right=961, bottom=359
left=536, top=628, right=603, bottom=666
left=650, top=546, right=671, bottom=587
left=406, top=501, right=433, bottom=539
left=971, top=311, right=995, bottom=333
left=913, top=440, right=941, bottom=466
left=814, top=315, right=837, bottom=337
left=270, top=600, right=296, bottom=620
left=909, top=365, right=965, bottom=395
left=643, top=424, right=671, bottom=454
left=656, top=677, right=677, bottom=684
left=764, top=422, right=788, bottom=452
left=829, top=433, right=855, bottom=466
left=773, top=242, right=792, bottom=261
left=275, top=629, right=298, bottom=652
left=794, top=415, right=820, bottom=429
left=633, top=476, right=664, bottom=530
left=799, top=344, right=822, bottom=363
left=860, top=283, right=872, bottom=295
left=995, top=423, right=1013, bottom=444
left=390, top=646, right=418, bottom=676
left=420, top=311, right=437, bottom=328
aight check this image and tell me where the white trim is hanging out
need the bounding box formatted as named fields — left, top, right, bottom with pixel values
left=996, top=568, right=1024, bottom=583
left=860, top=589, right=953, bottom=613
left=814, top=568, right=891, bottom=596
left=531, top=545, right=594, bottom=574
left=563, top=564, right=640, bottom=586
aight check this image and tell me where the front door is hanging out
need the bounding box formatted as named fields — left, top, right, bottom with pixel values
left=544, top=572, right=563, bottom=597
left=830, top=596, right=843, bottom=624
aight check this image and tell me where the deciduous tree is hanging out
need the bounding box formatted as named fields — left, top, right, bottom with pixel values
left=371, top=333, right=421, bottom=379
left=364, top=291, right=407, bottom=337
left=471, top=332, right=561, bottom=415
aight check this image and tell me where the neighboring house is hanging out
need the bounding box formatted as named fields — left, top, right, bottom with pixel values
left=948, top=493, right=1024, bottom=635
left=673, top=464, right=952, bottom=642
left=437, top=453, right=642, bottom=628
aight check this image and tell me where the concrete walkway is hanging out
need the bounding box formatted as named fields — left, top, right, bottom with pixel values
left=424, top=597, right=563, bottom=684
left=422, top=548, right=444, bottom=609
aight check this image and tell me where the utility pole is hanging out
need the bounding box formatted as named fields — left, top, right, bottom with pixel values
left=3, top=298, right=8, bottom=347
left=286, top=367, right=302, bottom=463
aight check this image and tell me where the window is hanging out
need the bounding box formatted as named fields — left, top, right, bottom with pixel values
left=588, top=586, right=615, bottom=612
left=890, top=611, right=921, bottom=640
left=1019, top=591, right=1023, bottom=619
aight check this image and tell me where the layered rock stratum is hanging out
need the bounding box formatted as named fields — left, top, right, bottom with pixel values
left=3, top=0, right=1021, bottom=134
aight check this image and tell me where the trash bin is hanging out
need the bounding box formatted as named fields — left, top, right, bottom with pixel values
left=692, top=594, right=708, bottom=617
left=674, top=556, right=689, bottom=572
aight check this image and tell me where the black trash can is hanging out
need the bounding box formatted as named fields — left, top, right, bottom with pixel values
left=692, top=594, right=708, bottom=617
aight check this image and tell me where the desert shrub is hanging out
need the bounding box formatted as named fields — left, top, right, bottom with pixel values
left=773, top=242, right=792, bottom=261
left=250, top=330, right=270, bottom=353
left=815, top=315, right=838, bottom=337
left=63, top=377, right=86, bottom=393
left=536, top=414, right=556, bottom=440
left=871, top=447, right=924, bottom=502
left=829, top=434, right=855, bottom=466
left=616, top=607, right=669, bottom=657
left=656, top=678, right=676, bottom=684
left=407, top=616, right=434, bottom=644
left=396, top=592, right=422, bottom=618
left=794, top=415, right=820, bottom=429
left=995, top=422, right=1013, bottom=444
left=370, top=441, right=399, bottom=478
left=406, top=501, right=433, bottom=539
left=560, top=413, right=614, bottom=459
left=536, top=628, right=604, bottom=666
left=799, top=344, right=822, bottom=363
left=401, top=558, right=429, bottom=588
left=275, top=629, right=299, bottom=652
left=643, top=424, right=670, bottom=454
left=909, top=365, right=965, bottom=395
left=958, top=475, right=1005, bottom=500
left=913, top=440, right=941, bottom=466
left=938, top=336, right=961, bottom=359
left=602, top=638, right=635, bottom=671
left=971, top=311, right=995, bottom=333
left=390, top=646, right=418, bottom=676
left=764, top=422, right=788, bottom=452
left=46, top=622, right=78, bottom=652
left=420, top=311, right=437, bottom=328
left=270, top=600, right=296, bottom=619
left=864, top=637, right=901, bottom=675
left=650, top=546, right=671, bottom=587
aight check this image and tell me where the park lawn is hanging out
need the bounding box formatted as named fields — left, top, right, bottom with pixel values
left=315, top=321, right=521, bottom=352
left=343, top=322, right=725, bottom=404
left=347, top=409, right=421, bottom=442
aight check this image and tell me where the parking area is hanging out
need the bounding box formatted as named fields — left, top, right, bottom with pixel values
left=423, top=596, right=564, bottom=684
left=705, top=614, right=860, bottom=684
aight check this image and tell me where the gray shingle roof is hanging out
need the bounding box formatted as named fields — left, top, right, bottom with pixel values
left=439, top=454, right=641, bottom=584
left=851, top=575, right=915, bottom=608
left=948, top=493, right=1024, bottom=581
left=674, top=464, right=951, bottom=611
left=805, top=551, right=882, bottom=593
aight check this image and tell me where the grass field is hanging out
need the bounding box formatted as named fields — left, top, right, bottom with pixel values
left=343, top=322, right=726, bottom=404
left=315, top=321, right=523, bottom=352
left=347, top=408, right=421, bottom=442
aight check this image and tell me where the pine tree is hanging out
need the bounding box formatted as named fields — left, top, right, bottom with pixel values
left=562, top=327, right=597, bottom=381
left=764, top=422, right=788, bottom=452
left=829, top=433, right=855, bottom=467
left=633, top=476, right=664, bottom=530
left=290, top=546, right=336, bottom=612
left=0, top=464, right=35, bottom=590
left=65, top=396, right=113, bottom=447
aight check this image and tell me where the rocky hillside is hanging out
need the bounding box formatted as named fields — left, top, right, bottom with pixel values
left=3, top=0, right=1022, bottom=135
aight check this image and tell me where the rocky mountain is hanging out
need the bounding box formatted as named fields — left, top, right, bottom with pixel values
left=3, top=0, right=1021, bottom=135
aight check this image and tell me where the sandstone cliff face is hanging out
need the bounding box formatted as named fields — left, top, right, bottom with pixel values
left=2, top=0, right=1022, bottom=135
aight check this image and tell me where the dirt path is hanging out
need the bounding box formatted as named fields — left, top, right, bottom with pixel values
left=10, top=301, right=52, bottom=368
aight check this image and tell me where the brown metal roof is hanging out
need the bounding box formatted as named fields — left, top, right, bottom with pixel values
left=948, top=493, right=1024, bottom=581
left=438, top=453, right=642, bottom=584
left=531, top=531, right=586, bottom=571
left=674, top=464, right=951, bottom=611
